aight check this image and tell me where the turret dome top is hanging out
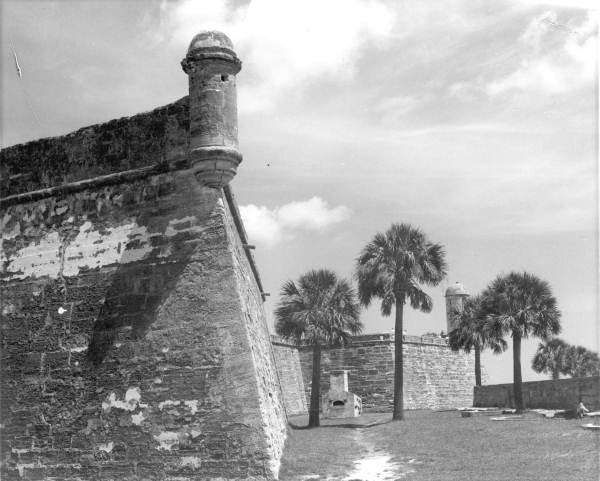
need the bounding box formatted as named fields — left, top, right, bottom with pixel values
left=445, top=282, right=469, bottom=297
left=187, top=31, right=235, bottom=53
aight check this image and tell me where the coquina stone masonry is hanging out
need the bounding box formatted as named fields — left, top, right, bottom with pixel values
left=271, top=342, right=308, bottom=416
left=474, top=377, right=600, bottom=411
left=272, top=334, right=479, bottom=414
left=0, top=31, right=286, bottom=481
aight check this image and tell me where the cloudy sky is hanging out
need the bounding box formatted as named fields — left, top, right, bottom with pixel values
left=1, top=0, right=597, bottom=383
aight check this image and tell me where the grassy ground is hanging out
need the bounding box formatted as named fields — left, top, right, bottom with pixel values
left=279, top=411, right=600, bottom=480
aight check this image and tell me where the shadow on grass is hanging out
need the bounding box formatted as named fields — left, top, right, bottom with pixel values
left=288, top=419, right=394, bottom=430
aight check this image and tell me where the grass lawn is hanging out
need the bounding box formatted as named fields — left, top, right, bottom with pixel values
left=279, top=411, right=599, bottom=480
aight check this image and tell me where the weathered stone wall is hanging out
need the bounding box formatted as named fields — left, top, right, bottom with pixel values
left=474, top=377, right=600, bottom=411
left=271, top=340, right=308, bottom=416
left=273, top=334, right=477, bottom=414
left=0, top=101, right=286, bottom=480
left=0, top=99, right=189, bottom=198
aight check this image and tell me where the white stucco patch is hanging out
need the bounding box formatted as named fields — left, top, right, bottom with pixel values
left=180, top=456, right=202, bottom=468
left=153, top=431, right=180, bottom=451
left=62, top=221, right=151, bottom=276
left=1, top=231, right=62, bottom=279
left=97, top=441, right=114, bottom=453
left=102, top=387, right=147, bottom=412
left=158, top=400, right=180, bottom=410
left=184, top=400, right=198, bottom=414
left=131, top=412, right=146, bottom=425
left=1, top=215, right=208, bottom=280
left=125, top=387, right=141, bottom=404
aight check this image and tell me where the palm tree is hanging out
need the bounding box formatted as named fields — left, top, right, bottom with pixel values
left=531, top=338, right=569, bottom=380
left=563, top=345, right=600, bottom=378
left=274, top=269, right=362, bottom=427
left=355, top=223, right=447, bottom=421
left=481, top=272, right=561, bottom=413
left=448, top=295, right=507, bottom=386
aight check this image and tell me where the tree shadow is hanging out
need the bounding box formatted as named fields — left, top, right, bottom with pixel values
left=288, top=419, right=393, bottom=430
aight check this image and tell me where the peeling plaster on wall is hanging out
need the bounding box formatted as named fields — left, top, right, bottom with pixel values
left=97, top=441, right=114, bottom=453
left=1, top=231, right=62, bottom=279
left=131, top=412, right=146, bottom=425
left=184, top=400, right=198, bottom=414
left=158, top=400, right=181, bottom=410
left=180, top=456, right=202, bottom=468
left=153, top=431, right=181, bottom=451
left=1, top=214, right=207, bottom=281
left=62, top=221, right=150, bottom=276
left=102, top=387, right=147, bottom=412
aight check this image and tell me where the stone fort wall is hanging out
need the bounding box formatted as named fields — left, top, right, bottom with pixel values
left=0, top=98, right=286, bottom=480
left=272, top=333, right=478, bottom=414
left=474, top=377, right=600, bottom=411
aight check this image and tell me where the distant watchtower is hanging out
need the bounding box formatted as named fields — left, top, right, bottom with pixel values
left=181, top=31, right=242, bottom=188
left=445, top=282, right=469, bottom=333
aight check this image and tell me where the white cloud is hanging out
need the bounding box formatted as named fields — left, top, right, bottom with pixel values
left=519, top=11, right=558, bottom=48
left=239, top=197, right=351, bottom=246
left=157, top=0, right=394, bottom=112
left=487, top=11, right=597, bottom=95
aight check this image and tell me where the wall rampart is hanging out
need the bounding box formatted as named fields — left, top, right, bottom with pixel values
left=474, top=377, right=600, bottom=411
left=272, top=334, right=477, bottom=414
left=0, top=99, right=285, bottom=480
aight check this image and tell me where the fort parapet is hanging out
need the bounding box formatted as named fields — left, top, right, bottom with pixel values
left=272, top=333, right=478, bottom=415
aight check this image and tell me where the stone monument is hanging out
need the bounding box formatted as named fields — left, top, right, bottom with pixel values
left=322, top=370, right=362, bottom=418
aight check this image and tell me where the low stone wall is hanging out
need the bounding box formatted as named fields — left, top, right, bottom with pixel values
left=474, top=377, right=600, bottom=411
left=272, top=334, right=476, bottom=413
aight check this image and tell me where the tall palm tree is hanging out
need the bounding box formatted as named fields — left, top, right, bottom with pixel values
left=274, top=269, right=362, bottom=427
left=531, top=338, right=569, bottom=380
left=355, top=223, right=447, bottom=421
left=563, top=345, right=600, bottom=378
left=481, top=272, right=561, bottom=413
left=448, top=295, right=507, bottom=386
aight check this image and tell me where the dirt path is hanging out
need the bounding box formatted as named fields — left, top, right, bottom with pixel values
left=341, top=427, right=418, bottom=480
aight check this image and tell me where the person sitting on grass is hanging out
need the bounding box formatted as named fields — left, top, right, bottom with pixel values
left=577, top=400, right=589, bottom=419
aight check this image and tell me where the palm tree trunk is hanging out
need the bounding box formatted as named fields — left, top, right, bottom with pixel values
left=308, top=344, right=321, bottom=427
left=392, top=298, right=404, bottom=421
left=475, top=345, right=481, bottom=387
left=513, top=333, right=524, bottom=413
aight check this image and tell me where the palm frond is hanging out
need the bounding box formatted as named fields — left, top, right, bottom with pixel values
left=355, top=222, right=447, bottom=319
left=274, top=269, right=362, bottom=348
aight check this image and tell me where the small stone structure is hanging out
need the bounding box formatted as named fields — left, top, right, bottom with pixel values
left=322, top=371, right=362, bottom=418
